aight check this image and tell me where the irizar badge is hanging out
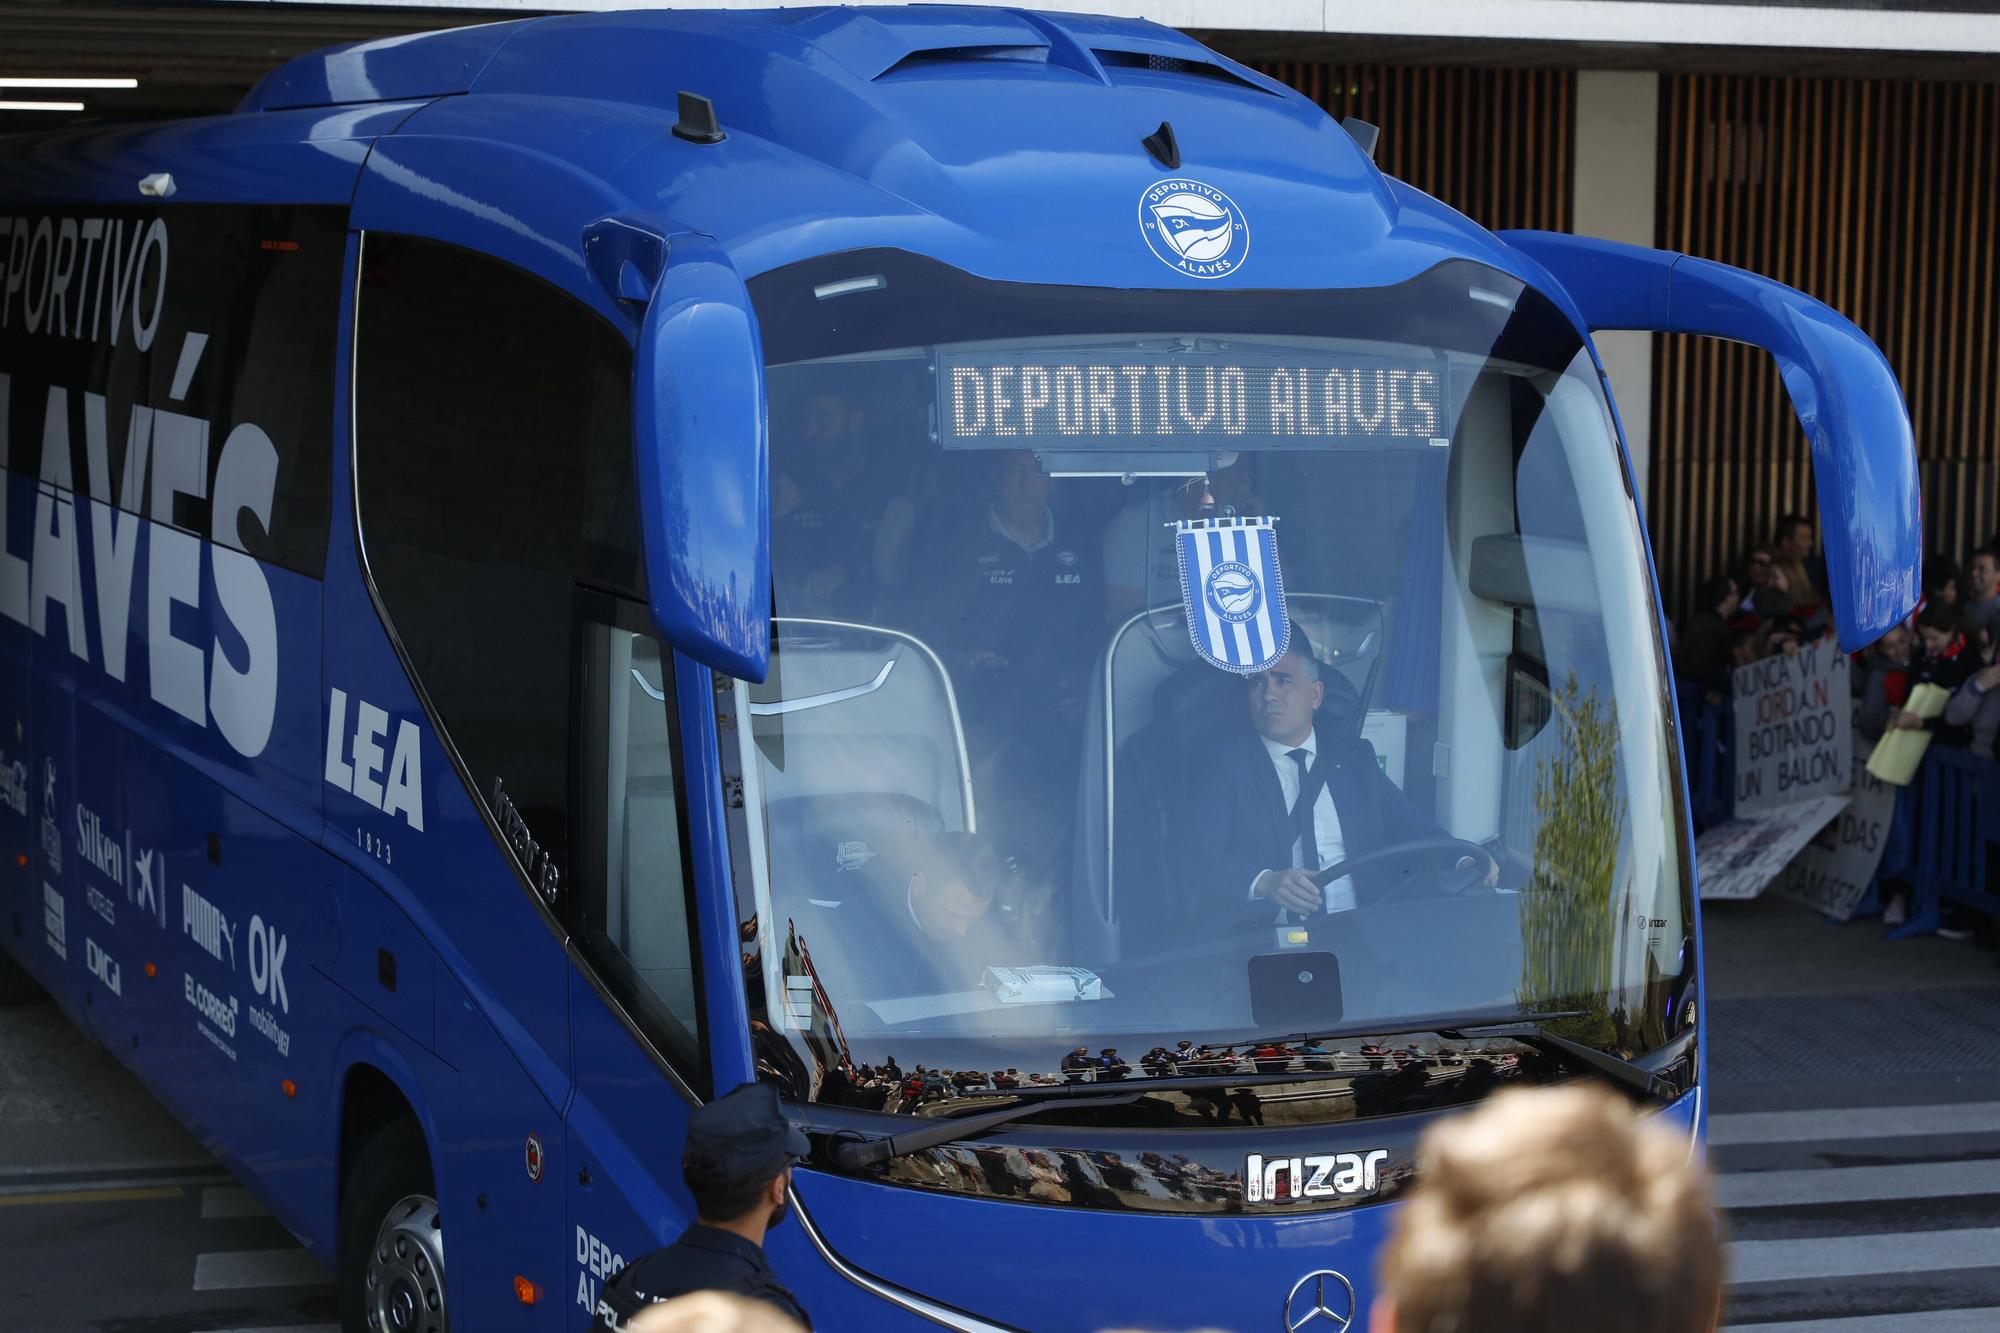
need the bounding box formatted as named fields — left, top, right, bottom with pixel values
left=1176, top=516, right=1288, bottom=674
left=1139, top=178, right=1249, bottom=279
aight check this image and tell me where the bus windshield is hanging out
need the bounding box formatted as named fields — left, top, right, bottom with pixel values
left=719, top=252, right=1691, bottom=1108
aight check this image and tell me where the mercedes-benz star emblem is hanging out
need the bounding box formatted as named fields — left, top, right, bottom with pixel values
left=1283, top=1269, right=1357, bottom=1332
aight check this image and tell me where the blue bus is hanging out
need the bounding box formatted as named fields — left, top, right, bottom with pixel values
left=0, top=8, right=1919, bottom=1332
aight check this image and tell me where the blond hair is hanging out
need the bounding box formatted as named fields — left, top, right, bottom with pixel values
left=1376, top=1084, right=1723, bottom=1333
left=624, top=1292, right=805, bottom=1333
left=1774, top=554, right=1819, bottom=612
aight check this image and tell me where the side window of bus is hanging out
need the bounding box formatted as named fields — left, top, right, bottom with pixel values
left=354, top=233, right=644, bottom=901
left=576, top=602, right=704, bottom=1072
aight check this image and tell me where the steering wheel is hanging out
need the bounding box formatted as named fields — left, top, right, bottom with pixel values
left=1308, top=837, right=1497, bottom=908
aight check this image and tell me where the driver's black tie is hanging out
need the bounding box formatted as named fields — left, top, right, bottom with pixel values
left=1287, top=748, right=1321, bottom=875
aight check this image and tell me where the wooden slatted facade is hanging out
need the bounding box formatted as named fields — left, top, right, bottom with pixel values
left=1652, top=75, right=2000, bottom=621
left=1256, top=63, right=1575, bottom=233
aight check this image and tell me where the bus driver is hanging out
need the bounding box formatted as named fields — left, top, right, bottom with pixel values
left=1173, top=628, right=1493, bottom=930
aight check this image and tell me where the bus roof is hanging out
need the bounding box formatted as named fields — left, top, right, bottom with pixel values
left=0, top=7, right=1566, bottom=309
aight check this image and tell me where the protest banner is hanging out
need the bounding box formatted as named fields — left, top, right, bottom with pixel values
left=1772, top=751, right=1896, bottom=920
left=1697, top=642, right=1855, bottom=901
left=1695, top=794, right=1851, bottom=901
left=1731, top=641, right=1852, bottom=816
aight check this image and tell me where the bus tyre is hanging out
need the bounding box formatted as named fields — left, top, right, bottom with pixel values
left=0, top=948, right=43, bottom=1007
left=339, top=1123, right=448, bottom=1333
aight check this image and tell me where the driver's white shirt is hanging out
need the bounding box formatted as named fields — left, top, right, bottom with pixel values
left=1251, top=732, right=1357, bottom=914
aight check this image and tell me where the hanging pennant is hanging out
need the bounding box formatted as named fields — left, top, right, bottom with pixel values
left=1175, top=515, right=1289, bottom=674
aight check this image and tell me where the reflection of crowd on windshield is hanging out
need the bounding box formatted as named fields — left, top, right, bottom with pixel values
left=813, top=1035, right=1537, bottom=1121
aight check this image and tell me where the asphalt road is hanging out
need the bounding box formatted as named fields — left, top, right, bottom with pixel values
left=1703, top=893, right=2000, bottom=1330
left=2, top=891, right=1997, bottom=1332
left=0, top=995, right=334, bottom=1333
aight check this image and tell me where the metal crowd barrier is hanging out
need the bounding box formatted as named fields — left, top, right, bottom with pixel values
left=1889, top=744, right=2000, bottom=939
left=1681, top=694, right=1996, bottom=936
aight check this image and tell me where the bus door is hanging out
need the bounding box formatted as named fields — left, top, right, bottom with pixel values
left=342, top=210, right=687, bottom=1320
left=562, top=595, right=710, bottom=1327
left=553, top=225, right=778, bottom=1324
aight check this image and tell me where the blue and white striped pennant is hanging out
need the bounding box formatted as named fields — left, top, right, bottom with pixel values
left=1174, top=516, right=1289, bottom=674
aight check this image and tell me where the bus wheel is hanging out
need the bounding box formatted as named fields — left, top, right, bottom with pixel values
left=339, top=1125, right=447, bottom=1333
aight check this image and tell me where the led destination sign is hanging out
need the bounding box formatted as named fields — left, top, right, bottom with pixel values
left=938, top=349, right=1449, bottom=450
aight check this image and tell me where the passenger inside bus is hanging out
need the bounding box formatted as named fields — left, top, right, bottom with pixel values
left=1168, top=628, right=1492, bottom=933
left=917, top=450, right=1102, bottom=878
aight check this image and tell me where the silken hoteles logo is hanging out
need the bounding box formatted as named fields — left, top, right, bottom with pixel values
left=1139, top=177, right=1250, bottom=280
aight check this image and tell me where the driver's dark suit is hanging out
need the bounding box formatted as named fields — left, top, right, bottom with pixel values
left=1171, top=721, right=1450, bottom=931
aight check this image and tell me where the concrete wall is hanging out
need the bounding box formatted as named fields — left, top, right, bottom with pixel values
left=1571, top=70, right=1659, bottom=508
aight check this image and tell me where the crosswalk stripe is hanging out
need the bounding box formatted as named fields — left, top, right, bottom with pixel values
left=1708, top=1102, right=2000, bottom=1147
left=0, top=1158, right=219, bottom=1182
left=191, top=1249, right=330, bottom=1291
left=1716, top=1158, right=2000, bottom=1208
left=1726, top=1226, right=2000, bottom=1285
left=0, top=1185, right=183, bottom=1208
left=199, top=1186, right=270, bottom=1220
left=1723, top=1310, right=2000, bottom=1331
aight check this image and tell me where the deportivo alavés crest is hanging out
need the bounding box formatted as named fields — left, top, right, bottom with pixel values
left=1139, top=177, right=1250, bottom=279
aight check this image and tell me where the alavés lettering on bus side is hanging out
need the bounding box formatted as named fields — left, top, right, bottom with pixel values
left=0, top=213, right=282, bottom=761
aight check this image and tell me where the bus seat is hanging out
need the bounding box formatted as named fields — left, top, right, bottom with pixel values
left=763, top=791, right=945, bottom=907
left=1113, top=657, right=1364, bottom=951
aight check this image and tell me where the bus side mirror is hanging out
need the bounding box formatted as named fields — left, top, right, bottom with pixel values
left=1499, top=230, right=1919, bottom=652
left=632, top=231, right=771, bottom=682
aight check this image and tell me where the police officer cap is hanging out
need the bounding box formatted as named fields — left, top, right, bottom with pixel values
left=683, top=1082, right=811, bottom=1188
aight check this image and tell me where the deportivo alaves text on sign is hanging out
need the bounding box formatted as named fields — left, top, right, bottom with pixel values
left=938, top=350, right=1447, bottom=449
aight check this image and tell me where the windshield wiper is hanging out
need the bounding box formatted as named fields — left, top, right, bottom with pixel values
left=1442, top=1020, right=1697, bottom=1106
left=827, top=1089, right=1145, bottom=1170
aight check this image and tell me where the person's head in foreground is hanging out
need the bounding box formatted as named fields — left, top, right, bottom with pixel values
left=625, top=1291, right=805, bottom=1333
left=1373, top=1083, right=1724, bottom=1333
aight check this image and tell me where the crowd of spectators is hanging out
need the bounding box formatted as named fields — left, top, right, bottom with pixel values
left=1672, top=513, right=2000, bottom=944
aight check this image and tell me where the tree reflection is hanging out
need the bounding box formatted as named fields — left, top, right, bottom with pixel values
left=1517, top=674, right=1625, bottom=1050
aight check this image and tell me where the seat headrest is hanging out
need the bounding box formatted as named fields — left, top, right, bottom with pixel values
left=764, top=792, right=945, bottom=891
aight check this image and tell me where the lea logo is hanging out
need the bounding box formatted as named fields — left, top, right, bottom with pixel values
left=1245, top=1150, right=1389, bottom=1203
left=324, top=688, right=423, bottom=831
